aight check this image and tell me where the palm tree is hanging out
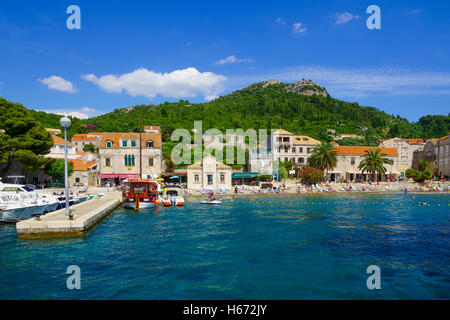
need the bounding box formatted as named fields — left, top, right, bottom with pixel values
left=358, top=148, right=391, bottom=182
left=308, top=142, right=338, bottom=178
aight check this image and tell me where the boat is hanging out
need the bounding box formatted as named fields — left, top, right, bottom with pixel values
left=201, top=198, right=221, bottom=204
left=0, top=181, right=59, bottom=222
left=162, top=187, right=185, bottom=207
left=122, top=178, right=159, bottom=209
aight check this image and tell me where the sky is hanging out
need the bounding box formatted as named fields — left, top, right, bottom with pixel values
left=0, top=0, right=449, bottom=122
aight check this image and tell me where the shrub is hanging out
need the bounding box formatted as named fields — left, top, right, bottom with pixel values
left=299, top=166, right=324, bottom=184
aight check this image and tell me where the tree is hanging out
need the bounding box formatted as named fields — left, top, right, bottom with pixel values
left=278, top=166, right=288, bottom=181
left=406, top=162, right=432, bottom=183
left=83, top=143, right=96, bottom=153
left=299, top=166, right=324, bottom=184
left=0, top=98, right=53, bottom=174
left=418, top=160, right=428, bottom=171
left=44, top=159, right=73, bottom=181
left=358, top=148, right=391, bottom=182
left=308, top=142, right=338, bottom=177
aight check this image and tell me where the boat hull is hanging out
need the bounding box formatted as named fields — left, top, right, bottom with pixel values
left=123, top=201, right=156, bottom=209
left=0, top=204, right=43, bottom=222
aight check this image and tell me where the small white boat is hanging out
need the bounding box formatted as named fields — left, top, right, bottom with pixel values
left=201, top=199, right=221, bottom=204
left=162, top=187, right=185, bottom=207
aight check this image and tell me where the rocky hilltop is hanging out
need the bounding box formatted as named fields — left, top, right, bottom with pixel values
left=259, top=79, right=329, bottom=97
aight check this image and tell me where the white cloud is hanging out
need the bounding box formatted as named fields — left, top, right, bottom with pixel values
left=39, top=106, right=99, bottom=120
left=83, top=67, right=226, bottom=101
left=293, top=22, right=307, bottom=34
left=335, top=12, right=360, bottom=25
left=229, top=66, right=450, bottom=98
left=38, top=76, right=77, bottom=93
left=276, top=17, right=286, bottom=25
left=215, top=55, right=255, bottom=65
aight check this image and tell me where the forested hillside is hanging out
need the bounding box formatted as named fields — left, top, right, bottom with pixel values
left=17, top=80, right=450, bottom=143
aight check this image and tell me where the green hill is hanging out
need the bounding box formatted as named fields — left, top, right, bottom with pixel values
left=23, top=79, right=450, bottom=143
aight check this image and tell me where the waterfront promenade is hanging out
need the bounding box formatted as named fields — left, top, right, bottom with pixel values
left=16, top=191, right=122, bottom=238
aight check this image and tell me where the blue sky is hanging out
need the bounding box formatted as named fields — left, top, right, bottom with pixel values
left=0, top=0, right=449, bottom=121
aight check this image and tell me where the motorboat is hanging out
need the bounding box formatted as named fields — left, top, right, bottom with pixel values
left=0, top=183, right=59, bottom=222
left=122, top=178, right=159, bottom=209
left=162, top=187, right=184, bottom=207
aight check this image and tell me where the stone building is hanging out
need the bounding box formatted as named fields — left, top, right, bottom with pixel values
left=268, top=129, right=321, bottom=167
left=437, top=133, right=450, bottom=178
left=415, top=138, right=439, bottom=174
left=378, top=138, right=425, bottom=175
left=46, top=134, right=78, bottom=160
left=248, top=145, right=273, bottom=175
left=186, top=155, right=232, bottom=190
left=97, top=131, right=162, bottom=185
left=68, top=159, right=98, bottom=187
left=71, top=133, right=103, bottom=153
left=328, top=146, right=399, bottom=182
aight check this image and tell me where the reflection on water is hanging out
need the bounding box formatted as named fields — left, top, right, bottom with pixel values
left=0, top=193, right=449, bottom=299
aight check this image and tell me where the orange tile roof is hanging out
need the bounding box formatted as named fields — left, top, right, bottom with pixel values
left=52, top=134, right=74, bottom=146
left=69, top=159, right=95, bottom=171
left=378, top=138, right=424, bottom=145
left=72, top=134, right=97, bottom=141
left=335, top=146, right=398, bottom=156
left=403, top=138, right=424, bottom=145
left=144, top=125, right=160, bottom=130
left=439, top=133, right=449, bottom=141
left=99, top=132, right=162, bottom=148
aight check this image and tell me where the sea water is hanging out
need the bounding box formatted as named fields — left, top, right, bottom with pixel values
left=0, top=193, right=449, bottom=299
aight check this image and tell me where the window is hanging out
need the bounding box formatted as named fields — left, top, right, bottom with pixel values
left=299, top=157, right=304, bottom=164
left=105, top=158, right=111, bottom=167
left=285, top=157, right=289, bottom=162
left=106, top=141, right=112, bottom=148
left=194, top=174, right=199, bottom=182
left=207, top=175, right=213, bottom=185
left=351, top=158, right=355, bottom=165
left=75, top=177, right=80, bottom=183
left=124, top=155, right=135, bottom=167
left=148, top=158, right=154, bottom=166
left=123, top=140, right=128, bottom=147
left=299, top=147, right=303, bottom=153
left=292, top=147, right=296, bottom=153
left=220, top=173, right=225, bottom=183
left=131, top=140, right=136, bottom=147
left=307, top=148, right=311, bottom=153
left=146, top=140, right=154, bottom=148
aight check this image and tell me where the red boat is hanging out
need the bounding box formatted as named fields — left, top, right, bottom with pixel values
left=122, top=178, right=159, bottom=209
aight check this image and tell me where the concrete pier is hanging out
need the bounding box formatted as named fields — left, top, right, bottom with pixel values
left=16, top=191, right=122, bottom=238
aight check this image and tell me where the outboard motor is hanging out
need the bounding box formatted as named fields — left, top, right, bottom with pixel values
left=170, top=197, right=176, bottom=206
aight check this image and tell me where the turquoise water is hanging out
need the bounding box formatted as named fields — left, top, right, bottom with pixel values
left=0, top=193, right=449, bottom=299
